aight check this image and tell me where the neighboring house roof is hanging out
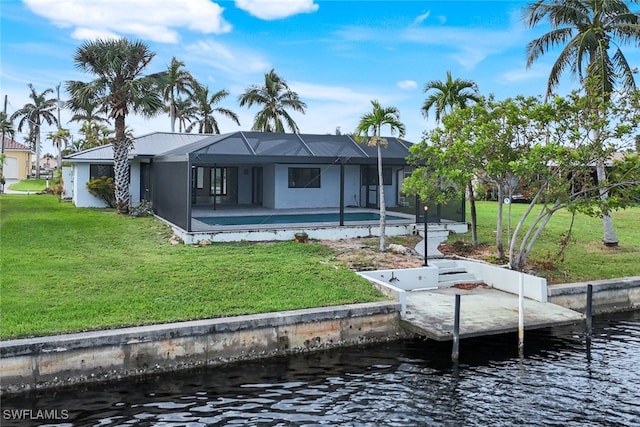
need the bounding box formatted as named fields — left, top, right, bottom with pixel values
left=2, top=136, right=32, bottom=151
left=64, top=131, right=414, bottom=164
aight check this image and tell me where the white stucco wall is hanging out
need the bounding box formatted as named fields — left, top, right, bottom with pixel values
left=72, top=163, right=108, bottom=208
left=129, top=162, right=141, bottom=206
left=262, top=164, right=276, bottom=208
left=61, top=166, right=73, bottom=199
left=273, top=164, right=361, bottom=209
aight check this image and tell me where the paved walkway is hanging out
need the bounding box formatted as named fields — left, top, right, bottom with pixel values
left=401, top=285, right=584, bottom=341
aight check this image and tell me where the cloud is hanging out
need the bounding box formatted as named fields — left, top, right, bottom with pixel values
left=184, top=40, right=270, bottom=77
left=397, top=80, right=418, bottom=90
left=412, top=11, right=430, bottom=26
left=235, top=0, right=319, bottom=20
left=23, top=0, right=232, bottom=43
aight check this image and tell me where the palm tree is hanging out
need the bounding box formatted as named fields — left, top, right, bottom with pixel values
left=173, top=98, right=197, bottom=133
left=524, top=0, right=640, bottom=246
left=0, top=112, right=14, bottom=137
left=162, top=57, right=198, bottom=133
left=10, top=84, right=59, bottom=179
left=187, top=85, right=240, bottom=134
left=46, top=128, right=70, bottom=173
left=67, top=38, right=166, bottom=213
left=422, top=71, right=481, bottom=246
left=238, top=69, right=306, bottom=133
left=355, top=100, right=406, bottom=252
left=422, top=71, right=480, bottom=121
left=67, top=99, right=110, bottom=125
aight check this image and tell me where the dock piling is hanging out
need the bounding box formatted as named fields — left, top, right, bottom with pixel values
left=452, top=294, right=461, bottom=362
left=518, top=274, right=524, bottom=354
left=586, top=284, right=593, bottom=337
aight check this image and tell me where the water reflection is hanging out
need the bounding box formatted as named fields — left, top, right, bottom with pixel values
left=3, top=311, right=639, bottom=426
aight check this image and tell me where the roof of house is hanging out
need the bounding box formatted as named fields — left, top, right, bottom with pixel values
left=2, top=136, right=32, bottom=151
left=65, top=131, right=414, bottom=164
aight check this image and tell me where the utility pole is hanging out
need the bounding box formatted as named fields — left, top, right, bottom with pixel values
left=1, top=94, right=8, bottom=192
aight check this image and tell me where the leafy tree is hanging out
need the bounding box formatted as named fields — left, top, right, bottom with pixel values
left=67, top=38, right=166, bottom=213
left=239, top=69, right=306, bottom=133
left=355, top=100, right=406, bottom=252
left=524, top=0, right=640, bottom=246
left=421, top=71, right=481, bottom=245
left=407, top=91, right=640, bottom=271
left=187, top=85, right=240, bottom=133
left=10, top=83, right=59, bottom=179
left=162, top=57, right=198, bottom=133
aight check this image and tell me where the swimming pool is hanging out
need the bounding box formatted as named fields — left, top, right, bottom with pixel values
left=194, top=212, right=410, bottom=226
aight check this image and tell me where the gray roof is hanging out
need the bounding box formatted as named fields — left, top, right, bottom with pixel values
left=65, top=131, right=413, bottom=164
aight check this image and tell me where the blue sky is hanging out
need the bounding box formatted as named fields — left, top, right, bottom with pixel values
left=2, top=0, right=638, bottom=154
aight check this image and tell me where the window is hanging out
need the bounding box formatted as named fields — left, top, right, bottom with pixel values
left=288, top=167, right=320, bottom=188
left=210, top=167, right=228, bottom=195
left=90, top=164, right=114, bottom=180
left=362, top=166, right=392, bottom=185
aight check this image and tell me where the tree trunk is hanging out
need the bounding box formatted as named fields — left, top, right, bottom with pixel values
left=467, top=180, right=478, bottom=246
left=377, top=142, right=386, bottom=252
left=495, top=184, right=505, bottom=259
left=34, top=129, right=41, bottom=179
left=596, top=158, right=618, bottom=246
left=113, top=115, right=130, bottom=214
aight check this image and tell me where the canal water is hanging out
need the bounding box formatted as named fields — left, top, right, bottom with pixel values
left=3, top=311, right=639, bottom=426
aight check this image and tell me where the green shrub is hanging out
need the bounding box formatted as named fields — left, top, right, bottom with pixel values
left=87, top=176, right=115, bottom=207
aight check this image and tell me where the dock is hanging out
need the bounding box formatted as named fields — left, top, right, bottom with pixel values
left=401, top=285, right=584, bottom=341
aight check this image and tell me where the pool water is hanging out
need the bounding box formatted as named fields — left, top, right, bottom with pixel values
left=195, top=212, right=409, bottom=226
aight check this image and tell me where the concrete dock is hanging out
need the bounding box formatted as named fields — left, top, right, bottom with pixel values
left=401, top=285, right=584, bottom=341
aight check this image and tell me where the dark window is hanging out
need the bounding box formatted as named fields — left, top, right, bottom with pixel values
left=210, top=167, right=228, bottom=196
left=90, top=164, right=114, bottom=180
left=362, top=166, right=392, bottom=185
left=288, top=167, right=321, bottom=188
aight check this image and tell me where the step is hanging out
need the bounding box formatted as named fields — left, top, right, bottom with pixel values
left=438, top=272, right=479, bottom=284
left=437, top=267, right=468, bottom=275
left=438, top=278, right=486, bottom=288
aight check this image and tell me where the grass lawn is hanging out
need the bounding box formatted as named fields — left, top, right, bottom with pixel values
left=446, top=201, right=640, bottom=284
left=0, top=195, right=386, bottom=339
left=7, top=179, right=48, bottom=192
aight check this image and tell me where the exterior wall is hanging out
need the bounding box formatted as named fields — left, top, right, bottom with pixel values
left=72, top=163, right=108, bottom=208
left=262, top=164, right=276, bottom=208
left=237, top=166, right=253, bottom=205
left=3, top=150, right=31, bottom=180
left=129, top=162, right=141, bottom=206
left=61, top=166, right=73, bottom=199
left=273, top=164, right=362, bottom=209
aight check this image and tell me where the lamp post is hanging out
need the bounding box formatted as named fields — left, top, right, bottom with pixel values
left=423, top=205, right=429, bottom=266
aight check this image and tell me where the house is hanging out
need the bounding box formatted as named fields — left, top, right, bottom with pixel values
left=1, top=136, right=32, bottom=180
left=64, top=131, right=467, bottom=243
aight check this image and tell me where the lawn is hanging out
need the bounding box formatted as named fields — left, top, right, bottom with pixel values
left=7, top=179, right=48, bottom=192
left=0, top=195, right=386, bottom=339
left=445, top=201, right=640, bottom=284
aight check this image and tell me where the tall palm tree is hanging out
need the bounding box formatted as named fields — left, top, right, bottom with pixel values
left=173, top=98, right=197, bottom=133
left=10, top=84, right=59, bottom=179
left=422, top=71, right=481, bottom=246
left=162, top=57, right=198, bottom=133
left=355, top=100, right=406, bottom=252
left=67, top=38, right=166, bottom=213
left=422, top=71, right=480, bottom=121
left=187, top=85, right=240, bottom=134
left=524, top=0, right=640, bottom=246
left=67, top=99, right=110, bottom=125
left=238, top=69, right=306, bottom=133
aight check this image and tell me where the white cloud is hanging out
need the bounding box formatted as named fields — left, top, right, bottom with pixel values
left=397, top=80, right=418, bottom=90
left=235, top=0, right=319, bottom=20
left=412, top=11, right=430, bottom=26
left=184, top=40, right=270, bottom=77
left=23, top=0, right=231, bottom=43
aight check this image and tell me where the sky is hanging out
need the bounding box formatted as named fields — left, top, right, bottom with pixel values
left=2, top=0, right=639, bottom=155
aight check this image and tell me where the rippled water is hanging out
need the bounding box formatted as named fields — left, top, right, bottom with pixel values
left=3, top=311, right=639, bottom=426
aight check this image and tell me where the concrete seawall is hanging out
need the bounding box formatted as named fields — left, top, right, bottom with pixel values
left=548, top=276, right=640, bottom=314
left=0, top=302, right=405, bottom=395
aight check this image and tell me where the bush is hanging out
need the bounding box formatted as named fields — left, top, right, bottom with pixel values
left=87, top=176, right=115, bottom=208
left=129, top=200, right=153, bottom=217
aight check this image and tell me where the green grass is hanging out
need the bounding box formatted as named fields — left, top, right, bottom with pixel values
left=446, top=201, right=640, bottom=284
left=0, top=195, right=386, bottom=339
left=7, top=179, right=47, bottom=192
